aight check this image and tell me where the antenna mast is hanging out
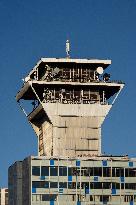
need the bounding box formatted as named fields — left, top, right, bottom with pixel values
left=66, top=40, right=70, bottom=58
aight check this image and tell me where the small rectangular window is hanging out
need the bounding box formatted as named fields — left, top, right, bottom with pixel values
left=76, top=160, right=80, bottom=167
left=32, top=181, right=49, bottom=188
left=129, top=162, right=133, bottom=167
left=59, top=166, right=67, bottom=176
left=41, top=166, right=49, bottom=176
left=68, top=167, right=72, bottom=176
left=103, top=167, right=111, bottom=177
left=32, top=166, right=40, bottom=176
left=42, top=194, right=57, bottom=201
left=68, top=182, right=76, bottom=189
left=50, top=182, right=58, bottom=188
left=50, top=160, right=54, bottom=166
left=50, top=167, right=58, bottom=176
left=59, top=182, right=67, bottom=188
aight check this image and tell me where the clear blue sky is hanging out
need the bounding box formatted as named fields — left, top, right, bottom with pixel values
left=0, top=0, right=136, bottom=187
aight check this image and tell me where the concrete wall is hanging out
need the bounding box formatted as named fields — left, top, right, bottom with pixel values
left=31, top=103, right=112, bottom=157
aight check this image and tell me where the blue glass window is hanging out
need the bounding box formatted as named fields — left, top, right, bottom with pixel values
left=50, top=160, right=54, bottom=166
left=120, top=177, right=124, bottom=183
left=129, top=162, right=133, bottom=167
left=85, top=188, right=89, bottom=194
left=32, top=187, right=36, bottom=193
left=68, top=175, right=72, bottom=182
left=76, top=160, right=80, bottom=167
left=102, top=160, right=107, bottom=166
left=94, top=176, right=98, bottom=182
left=112, top=189, right=116, bottom=195
left=40, top=176, right=45, bottom=180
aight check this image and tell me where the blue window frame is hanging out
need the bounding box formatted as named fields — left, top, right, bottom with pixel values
left=120, top=177, right=124, bottom=183
left=50, top=160, right=54, bottom=166
left=112, top=189, right=116, bottom=195
left=40, top=176, right=45, bottom=180
left=32, top=187, right=36, bottom=193
left=76, top=160, right=80, bottom=167
left=68, top=175, right=72, bottom=182
left=94, top=176, right=98, bottom=182
left=102, top=160, right=107, bottom=166
left=85, top=188, right=89, bottom=194
left=129, top=162, right=133, bottom=167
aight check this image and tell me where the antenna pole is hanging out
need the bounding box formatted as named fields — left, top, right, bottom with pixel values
left=66, top=40, right=70, bottom=58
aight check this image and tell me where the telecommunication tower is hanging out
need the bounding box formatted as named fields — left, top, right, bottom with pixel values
left=16, top=41, right=124, bottom=157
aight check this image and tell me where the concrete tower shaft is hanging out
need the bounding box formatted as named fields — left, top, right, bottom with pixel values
left=16, top=58, right=124, bottom=157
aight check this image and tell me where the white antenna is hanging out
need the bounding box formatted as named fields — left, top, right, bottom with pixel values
left=66, top=40, right=70, bottom=58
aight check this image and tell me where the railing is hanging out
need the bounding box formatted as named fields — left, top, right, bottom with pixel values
left=28, top=78, right=124, bottom=84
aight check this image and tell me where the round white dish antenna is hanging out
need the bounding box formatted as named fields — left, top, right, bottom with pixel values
left=96, top=66, right=103, bottom=75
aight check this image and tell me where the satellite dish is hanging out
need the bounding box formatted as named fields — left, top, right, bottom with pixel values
left=96, top=67, right=103, bottom=75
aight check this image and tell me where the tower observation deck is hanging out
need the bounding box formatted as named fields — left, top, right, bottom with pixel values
left=16, top=57, right=124, bottom=158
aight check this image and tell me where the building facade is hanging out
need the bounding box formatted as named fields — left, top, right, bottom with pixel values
left=9, top=156, right=136, bottom=205
left=0, top=188, right=8, bottom=205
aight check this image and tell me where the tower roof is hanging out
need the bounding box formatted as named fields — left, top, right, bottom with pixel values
left=27, top=57, right=111, bottom=77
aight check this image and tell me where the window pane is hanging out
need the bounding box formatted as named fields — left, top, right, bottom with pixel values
left=32, top=166, right=40, bottom=176
left=32, top=181, right=49, bottom=188
left=42, top=194, right=57, bottom=201
left=68, top=168, right=72, bottom=176
left=68, top=182, right=76, bottom=189
left=59, top=182, right=67, bottom=188
left=50, top=182, right=58, bottom=188
left=50, top=167, right=58, bottom=176
left=41, top=166, right=49, bottom=176
left=59, top=166, right=67, bottom=176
